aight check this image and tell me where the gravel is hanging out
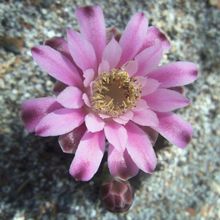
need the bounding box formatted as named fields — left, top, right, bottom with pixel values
left=0, top=0, right=220, bottom=219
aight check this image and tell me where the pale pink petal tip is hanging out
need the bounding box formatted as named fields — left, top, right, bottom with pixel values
left=83, top=69, right=95, bottom=87
left=98, top=60, right=110, bottom=74
left=102, top=37, right=122, bottom=69
left=85, top=113, right=105, bottom=132
left=69, top=131, right=105, bottom=181
left=56, top=86, right=83, bottom=109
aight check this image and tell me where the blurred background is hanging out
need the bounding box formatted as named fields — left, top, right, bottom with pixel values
left=0, top=0, right=220, bottom=219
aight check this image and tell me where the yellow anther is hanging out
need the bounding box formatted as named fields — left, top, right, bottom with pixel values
left=91, top=69, right=141, bottom=117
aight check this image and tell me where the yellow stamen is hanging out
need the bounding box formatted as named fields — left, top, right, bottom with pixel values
left=91, top=69, right=142, bottom=117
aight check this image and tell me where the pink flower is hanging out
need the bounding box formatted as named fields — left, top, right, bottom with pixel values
left=21, top=6, right=198, bottom=181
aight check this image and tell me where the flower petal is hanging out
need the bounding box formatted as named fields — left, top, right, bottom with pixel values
left=133, top=99, right=149, bottom=111
left=35, top=108, right=84, bottom=136
left=154, top=112, right=193, bottom=148
left=102, top=38, right=122, bottom=69
left=31, top=46, right=82, bottom=86
left=140, top=26, right=170, bottom=52
left=147, top=62, right=198, bottom=88
left=104, top=121, right=127, bottom=152
left=83, top=69, right=95, bottom=87
left=113, top=111, right=133, bottom=125
left=85, top=113, right=105, bottom=132
left=132, top=109, right=159, bottom=127
left=123, top=60, right=138, bottom=76
left=69, top=131, right=105, bottom=181
left=76, top=6, right=106, bottom=63
left=140, top=78, right=160, bottom=96
left=135, top=40, right=163, bottom=76
left=98, top=60, right=110, bottom=74
left=82, top=93, right=91, bottom=107
left=21, top=97, right=59, bottom=132
left=67, top=29, right=97, bottom=71
left=125, top=122, right=157, bottom=173
left=145, top=88, right=190, bottom=112
left=58, top=124, right=86, bottom=154
left=119, top=13, right=148, bottom=65
left=108, top=145, right=139, bottom=180
left=56, top=86, right=83, bottom=109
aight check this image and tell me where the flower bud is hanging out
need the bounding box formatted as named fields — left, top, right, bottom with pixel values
left=100, top=178, right=134, bottom=212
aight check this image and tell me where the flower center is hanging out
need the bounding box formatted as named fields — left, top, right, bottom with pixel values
left=91, top=69, right=141, bottom=117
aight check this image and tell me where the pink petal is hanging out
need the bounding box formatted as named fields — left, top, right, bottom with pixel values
left=76, top=6, right=106, bottom=63
left=104, top=121, right=127, bottom=152
left=119, top=13, right=148, bottom=65
left=85, top=113, right=105, bottom=132
left=145, top=88, right=190, bottom=112
left=83, top=69, right=95, bottom=87
left=102, top=38, right=122, bottom=69
left=140, top=78, right=160, bottom=96
left=82, top=93, right=91, bottom=107
left=98, top=113, right=111, bottom=119
left=147, top=62, right=198, bottom=88
left=31, top=46, right=82, bottom=86
left=45, top=37, right=83, bottom=77
left=56, top=86, right=83, bottom=109
left=135, top=40, right=163, bottom=76
left=58, top=124, right=86, bottom=154
left=133, top=99, right=149, bottom=111
left=67, top=29, right=97, bottom=71
left=132, top=109, right=159, bottom=127
left=125, top=122, right=157, bottom=173
left=154, top=112, right=193, bottom=148
left=113, top=111, right=134, bottom=125
left=140, top=26, right=171, bottom=52
left=108, top=145, right=139, bottom=180
left=35, top=108, right=84, bottom=136
left=69, top=131, right=105, bottom=181
left=98, top=60, right=110, bottom=74
left=123, top=60, right=138, bottom=76
left=21, top=97, right=60, bottom=132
